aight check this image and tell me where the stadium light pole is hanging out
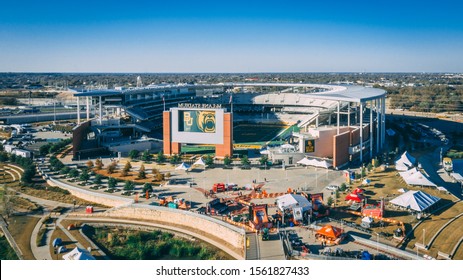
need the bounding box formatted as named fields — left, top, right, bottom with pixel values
left=376, top=232, right=379, bottom=256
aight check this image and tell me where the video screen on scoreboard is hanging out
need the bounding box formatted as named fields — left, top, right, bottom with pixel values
left=178, top=110, right=216, bottom=133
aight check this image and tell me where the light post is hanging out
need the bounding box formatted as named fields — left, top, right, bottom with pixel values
left=423, top=228, right=426, bottom=248
left=281, top=202, right=285, bottom=227
left=376, top=233, right=380, bottom=256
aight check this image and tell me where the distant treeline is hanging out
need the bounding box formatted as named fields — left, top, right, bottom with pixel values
left=386, top=85, right=463, bottom=112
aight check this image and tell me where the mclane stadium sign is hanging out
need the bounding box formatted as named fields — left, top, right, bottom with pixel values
left=178, top=103, right=222, bottom=109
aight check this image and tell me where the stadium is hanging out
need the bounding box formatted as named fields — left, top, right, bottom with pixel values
left=72, top=82, right=386, bottom=168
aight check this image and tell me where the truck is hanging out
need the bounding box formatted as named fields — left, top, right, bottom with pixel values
left=212, top=183, right=232, bottom=193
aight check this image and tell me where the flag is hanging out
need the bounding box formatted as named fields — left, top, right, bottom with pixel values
left=229, top=94, right=233, bottom=104
left=162, top=95, right=165, bottom=103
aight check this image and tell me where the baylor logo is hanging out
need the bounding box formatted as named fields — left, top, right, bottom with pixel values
left=197, top=111, right=216, bottom=133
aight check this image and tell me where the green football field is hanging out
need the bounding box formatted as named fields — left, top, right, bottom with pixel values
left=233, top=123, right=288, bottom=143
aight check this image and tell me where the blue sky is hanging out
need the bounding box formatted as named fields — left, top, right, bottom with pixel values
left=1, top=0, right=462, bottom=72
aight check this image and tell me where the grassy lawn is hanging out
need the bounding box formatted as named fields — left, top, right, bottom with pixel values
left=84, top=226, right=232, bottom=260
left=6, top=215, right=40, bottom=260
left=0, top=235, right=19, bottom=260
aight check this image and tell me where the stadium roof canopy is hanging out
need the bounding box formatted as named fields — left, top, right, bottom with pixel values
left=73, top=83, right=386, bottom=103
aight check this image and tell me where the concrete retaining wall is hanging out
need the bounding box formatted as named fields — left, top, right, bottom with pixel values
left=47, top=177, right=132, bottom=208
left=91, top=204, right=245, bottom=258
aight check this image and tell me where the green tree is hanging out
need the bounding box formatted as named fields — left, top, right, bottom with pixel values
left=367, top=163, right=373, bottom=172
left=240, top=155, right=250, bottom=166
left=129, top=150, right=140, bottom=160
left=0, top=152, right=8, bottom=162
left=361, top=166, right=367, bottom=178
left=21, top=166, right=36, bottom=183
left=327, top=197, right=334, bottom=206
left=259, top=155, right=268, bottom=166
left=60, top=166, right=71, bottom=175
left=143, top=183, right=153, bottom=193
left=108, top=177, right=117, bottom=189
left=68, top=169, right=79, bottom=179
left=39, top=143, right=52, bottom=156
left=79, top=169, right=90, bottom=183
left=169, top=154, right=180, bottom=165
left=138, top=164, right=146, bottom=179
left=142, top=150, right=152, bottom=162
left=124, top=180, right=135, bottom=191
left=156, top=151, right=165, bottom=163
left=94, top=174, right=103, bottom=185
left=205, top=155, right=214, bottom=167
left=223, top=155, right=232, bottom=166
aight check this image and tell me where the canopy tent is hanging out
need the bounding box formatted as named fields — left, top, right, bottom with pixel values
left=389, top=190, right=440, bottom=212
left=399, top=167, right=420, bottom=178
left=52, top=238, right=62, bottom=247
left=175, top=162, right=190, bottom=171
left=297, top=158, right=312, bottom=166
left=316, top=225, right=343, bottom=239
left=297, top=157, right=332, bottom=169
left=345, top=188, right=365, bottom=202
left=362, top=178, right=371, bottom=185
left=276, top=194, right=312, bottom=212
left=62, top=247, right=95, bottom=260
left=361, top=216, right=374, bottom=223
left=192, top=157, right=206, bottom=167
left=399, top=168, right=436, bottom=187
left=395, top=151, right=416, bottom=171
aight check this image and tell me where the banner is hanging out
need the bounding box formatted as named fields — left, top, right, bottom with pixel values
left=179, top=110, right=216, bottom=133
left=305, top=139, right=315, bottom=153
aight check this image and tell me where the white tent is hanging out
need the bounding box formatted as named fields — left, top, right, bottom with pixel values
left=62, top=247, right=95, bottom=260
left=395, top=151, right=416, bottom=171
left=175, top=162, right=190, bottom=171
left=399, top=167, right=420, bottom=178
left=297, top=158, right=312, bottom=165
left=362, top=178, right=371, bottom=185
left=297, top=157, right=332, bottom=169
left=399, top=168, right=436, bottom=187
left=389, top=190, right=440, bottom=212
left=276, top=194, right=312, bottom=212
left=192, top=157, right=206, bottom=167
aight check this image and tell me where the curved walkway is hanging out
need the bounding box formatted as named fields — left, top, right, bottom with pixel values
left=426, top=212, right=463, bottom=249
left=30, top=214, right=53, bottom=260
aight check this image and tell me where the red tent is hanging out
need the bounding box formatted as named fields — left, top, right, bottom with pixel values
left=345, top=188, right=365, bottom=202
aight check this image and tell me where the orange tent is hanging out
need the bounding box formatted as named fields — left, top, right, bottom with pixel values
left=316, top=225, right=343, bottom=239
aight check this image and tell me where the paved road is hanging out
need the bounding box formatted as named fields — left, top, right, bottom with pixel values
left=420, top=143, right=462, bottom=199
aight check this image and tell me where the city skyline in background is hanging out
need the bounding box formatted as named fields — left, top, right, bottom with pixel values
left=1, top=0, right=462, bottom=73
